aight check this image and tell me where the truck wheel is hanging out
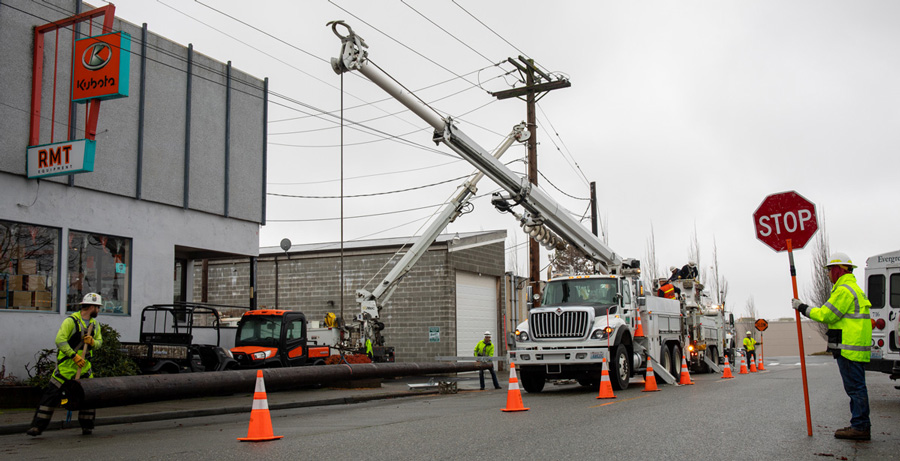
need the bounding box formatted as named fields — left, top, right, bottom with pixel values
left=609, top=344, right=630, bottom=390
left=657, top=344, right=672, bottom=377
left=669, top=344, right=682, bottom=378
left=519, top=368, right=546, bottom=393
left=706, top=347, right=719, bottom=373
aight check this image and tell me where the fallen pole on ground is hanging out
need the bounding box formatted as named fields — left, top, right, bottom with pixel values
left=63, top=361, right=492, bottom=410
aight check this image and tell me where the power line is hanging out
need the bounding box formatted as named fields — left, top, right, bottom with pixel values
left=268, top=174, right=472, bottom=199
left=267, top=159, right=464, bottom=185
left=400, top=0, right=494, bottom=64
left=451, top=0, right=529, bottom=59
left=537, top=102, right=590, bottom=186
left=537, top=171, right=590, bottom=201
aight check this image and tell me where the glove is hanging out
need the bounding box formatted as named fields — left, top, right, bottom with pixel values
left=83, top=335, right=94, bottom=346
left=73, top=354, right=86, bottom=368
left=792, top=298, right=810, bottom=317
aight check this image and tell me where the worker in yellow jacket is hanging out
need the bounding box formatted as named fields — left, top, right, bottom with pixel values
left=475, top=331, right=501, bottom=390
left=793, top=252, right=872, bottom=441
left=27, top=293, right=104, bottom=437
left=743, top=331, right=758, bottom=366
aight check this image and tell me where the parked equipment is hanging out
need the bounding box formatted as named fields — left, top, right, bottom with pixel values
left=230, top=309, right=338, bottom=368
left=122, top=303, right=236, bottom=374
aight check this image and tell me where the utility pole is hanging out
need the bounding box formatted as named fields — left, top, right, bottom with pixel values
left=590, top=182, right=598, bottom=237
left=492, top=57, right=570, bottom=305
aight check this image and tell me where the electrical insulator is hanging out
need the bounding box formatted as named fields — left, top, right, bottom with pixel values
left=520, top=215, right=567, bottom=251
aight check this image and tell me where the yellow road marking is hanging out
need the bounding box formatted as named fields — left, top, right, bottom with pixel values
left=590, top=394, right=649, bottom=408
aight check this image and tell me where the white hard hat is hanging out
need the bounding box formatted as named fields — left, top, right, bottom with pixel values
left=746, top=331, right=752, bottom=335
left=688, top=261, right=696, bottom=266
left=81, top=292, right=102, bottom=306
left=669, top=266, right=677, bottom=272
left=484, top=331, right=492, bottom=336
left=825, top=252, right=856, bottom=269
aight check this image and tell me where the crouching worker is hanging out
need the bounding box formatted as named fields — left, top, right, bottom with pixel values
left=26, top=293, right=103, bottom=437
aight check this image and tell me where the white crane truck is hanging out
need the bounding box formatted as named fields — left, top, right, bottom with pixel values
left=328, top=21, right=730, bottom=391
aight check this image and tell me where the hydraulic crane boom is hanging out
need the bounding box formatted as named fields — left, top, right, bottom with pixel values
left=356, top=123, right=530, bottom=320
left=328, top=21, right=623, bottom=273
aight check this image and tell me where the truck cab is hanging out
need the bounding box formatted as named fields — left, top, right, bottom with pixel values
left=230, top=310, right=330, bottom=368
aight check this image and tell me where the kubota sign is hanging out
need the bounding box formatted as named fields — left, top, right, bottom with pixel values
left=753, top=191, right=818, bottom=252
left=72, top=31, right=131, bottom=102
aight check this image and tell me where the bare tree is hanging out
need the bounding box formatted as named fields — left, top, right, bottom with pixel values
left=720, top=278, right=729, bottom=311
left=689, top=223, right=702, bottom=283
left=549, top=245, right=594, bottom=276
left=710, top=237, right=721, bottom=304
left=804, top=210, right=830, bottom=339
left=643, top=223, right=661, bottom=289
left=745, top=296, right=758, bottom=320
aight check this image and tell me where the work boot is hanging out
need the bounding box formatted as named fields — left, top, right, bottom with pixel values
left=834, top=426, right=870, bottom=441
left=26, top=427, right=42, bottom=437
left=82, top=428, right=92, bottom=435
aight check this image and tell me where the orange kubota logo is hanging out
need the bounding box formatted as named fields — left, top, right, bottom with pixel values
left=72, top=32, right=131, bottom=102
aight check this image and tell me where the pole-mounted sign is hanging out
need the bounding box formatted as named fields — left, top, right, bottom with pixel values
left=753, top=190, right=818, bottom=437
left=72, top=31, right=131, bottom=102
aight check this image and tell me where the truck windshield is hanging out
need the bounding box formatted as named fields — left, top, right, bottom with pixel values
left=542, top=278, right=618, bottom=309
left=235, top=316, right=282, bottom=346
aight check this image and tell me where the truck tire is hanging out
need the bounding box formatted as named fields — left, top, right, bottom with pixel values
left=706, top=347, right=719, bottom=374
left=658, top=344, right=672, bottom=377
left=669, top=343, right=682, bottom=378
left=519, top=368, right=546, bottom=393
left=609, top=344, right=630, bottom=390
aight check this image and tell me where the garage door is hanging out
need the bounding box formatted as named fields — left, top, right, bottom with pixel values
left=456, top=271, right=498, bottom=357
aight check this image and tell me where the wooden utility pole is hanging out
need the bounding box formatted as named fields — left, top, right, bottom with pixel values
left=492, top=57, right=570, bottom=304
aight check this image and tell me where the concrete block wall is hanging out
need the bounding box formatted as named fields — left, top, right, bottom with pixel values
left=194, top=239, right=508, bottom=363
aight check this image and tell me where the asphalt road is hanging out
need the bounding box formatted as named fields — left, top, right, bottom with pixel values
left=3, top=356, right=897, bottom=460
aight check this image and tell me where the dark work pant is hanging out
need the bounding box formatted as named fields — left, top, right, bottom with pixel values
left=746, top=350, right=756, bottom=364
left=30, top=381, right=95, bottom=432
left=836, top=355, right=870, bottom=430
left=480, top=367, right=501, bottom=389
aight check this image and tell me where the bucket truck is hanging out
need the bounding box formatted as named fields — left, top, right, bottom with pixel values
left=327, top=21, right=727, bottom=391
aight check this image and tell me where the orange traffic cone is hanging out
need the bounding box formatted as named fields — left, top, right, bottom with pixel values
left=738, top=353, right=749, bottom=374
left=238, top=370, right=284, bottom=442
left=634, top=314, right=645, bottom=338
left=642, top=359, right=660, bottom=392
left=757, top=356, right=766, bottom=371
left=721, top=355, right=734, bottom=379
left=596, top=358, right=617, bottom=399
left=678, top=354, right=694, bottom=385
left=749, top=356, right=758, bottom=373
left=501, top=362, right=529, bottom=412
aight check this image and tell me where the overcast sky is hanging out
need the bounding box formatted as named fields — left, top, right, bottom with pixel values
left=104, top=0, right=900, bottom=321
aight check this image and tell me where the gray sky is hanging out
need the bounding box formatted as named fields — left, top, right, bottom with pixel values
left=107, top=0, right=900, bottom=321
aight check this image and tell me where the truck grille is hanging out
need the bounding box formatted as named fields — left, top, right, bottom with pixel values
left=531, top=310, right=590, bottom=339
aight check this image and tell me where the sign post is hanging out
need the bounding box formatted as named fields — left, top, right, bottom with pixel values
left=755, top=319, right=768, bottom=371
left=753, top=191, right=817, bottom=437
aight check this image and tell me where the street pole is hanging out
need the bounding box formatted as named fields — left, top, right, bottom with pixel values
left=788, top=239, right=813, bottom=436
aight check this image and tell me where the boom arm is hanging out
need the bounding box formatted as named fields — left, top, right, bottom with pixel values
left=356, top=123, right=529, bottom=318
left=329, top=21, right=623, bottom=272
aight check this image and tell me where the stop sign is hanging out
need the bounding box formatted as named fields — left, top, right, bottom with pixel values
left=753, top=191, right=818, bottom=252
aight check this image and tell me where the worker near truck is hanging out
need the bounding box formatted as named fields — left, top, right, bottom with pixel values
left=792, top=252, right=872, bottom=441
left=657, top=279, right=681, bottom=299
left=743, top=331, right=758, bottom=365
left=26, top=293, right=104, bottom=437
left=475, top=331, right=501, bottom=390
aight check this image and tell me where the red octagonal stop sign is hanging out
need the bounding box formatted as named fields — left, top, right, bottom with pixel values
left=753, top=191, right=818, bottom=252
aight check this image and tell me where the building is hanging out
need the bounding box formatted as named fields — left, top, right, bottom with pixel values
left=195, top=231, right=509, bottom=363
left=0, top=1, right=265, bottom=377
left=736, top=317, right=827, bottom=357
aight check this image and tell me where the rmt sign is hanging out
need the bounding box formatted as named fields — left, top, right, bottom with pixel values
left=753, top=191, right=818, bottom=252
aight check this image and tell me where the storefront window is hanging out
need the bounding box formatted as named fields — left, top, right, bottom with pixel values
left=67, top=231, right=131, bottom=315
left=0, top=220, right=60, bottom=312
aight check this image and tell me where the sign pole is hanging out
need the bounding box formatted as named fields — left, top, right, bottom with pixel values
left=787, top=238, right=813, bottom=436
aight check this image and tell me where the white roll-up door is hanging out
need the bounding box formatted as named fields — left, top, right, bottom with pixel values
left=456, top=271, right=498, bottom=358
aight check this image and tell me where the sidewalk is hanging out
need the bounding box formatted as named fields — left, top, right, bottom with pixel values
left=0, top=370, right=509, bottom=436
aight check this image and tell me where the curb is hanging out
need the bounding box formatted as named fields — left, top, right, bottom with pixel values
left=1, top=390, right=438, bottom=436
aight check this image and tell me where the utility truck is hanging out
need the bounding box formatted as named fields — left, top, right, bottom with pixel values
left=864, top=250, right=900, bottom=381
left=327, top=21, right=730, bottom=392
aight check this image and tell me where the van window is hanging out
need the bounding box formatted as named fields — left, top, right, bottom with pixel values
left=868, top=274, right=885, bottom=309
left=891, top=274, right=900, bottom=308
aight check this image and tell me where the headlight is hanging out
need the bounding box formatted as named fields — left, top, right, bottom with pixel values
left=252, top=350, right=273, bottom=360
left=516, top=330, right=529, bottom=341
left=591, top=330, right=609, bottom=340
left=223, top=348, right=234, bottom=359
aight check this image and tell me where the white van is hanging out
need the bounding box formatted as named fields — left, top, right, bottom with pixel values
left=864, top=250, right=900, bottom=379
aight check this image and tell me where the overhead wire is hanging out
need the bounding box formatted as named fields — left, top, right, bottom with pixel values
left=400, top=0, right=494, bottom=64
left=537, top=102, right=590, bottom=187
left=451, top=0, right=529, bottom=59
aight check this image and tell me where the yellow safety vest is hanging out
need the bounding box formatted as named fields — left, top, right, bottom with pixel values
left=743, top=337, right=756, bottom=351
left=808, top=273, right=872, bottom=362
